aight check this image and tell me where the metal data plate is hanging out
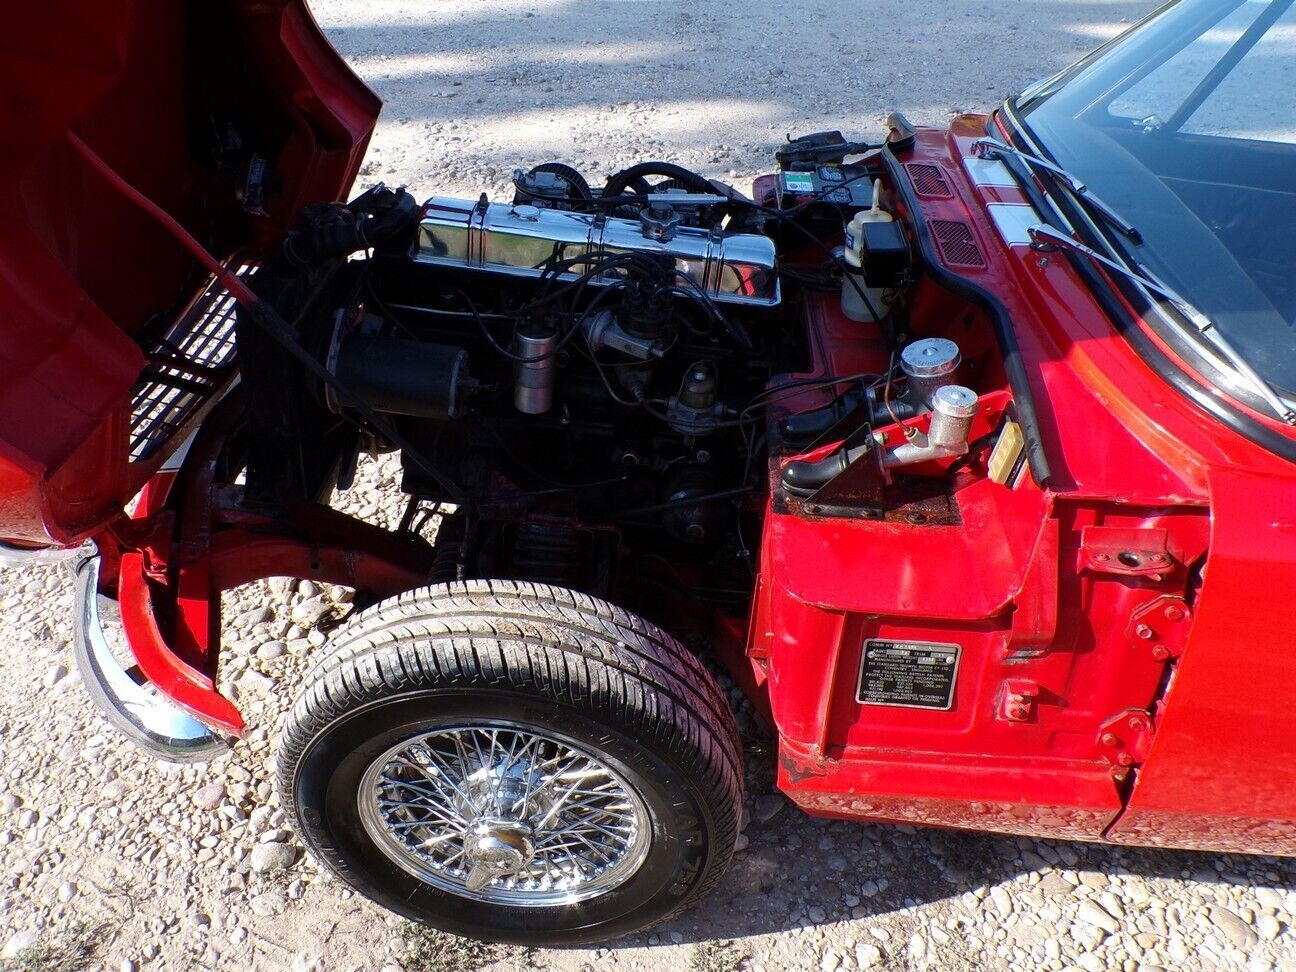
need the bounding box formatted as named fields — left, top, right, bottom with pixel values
left=857, top=639, right=961, bottom=710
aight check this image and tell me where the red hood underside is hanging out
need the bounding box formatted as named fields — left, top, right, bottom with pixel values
left=0, top=0, right=379, bottom=543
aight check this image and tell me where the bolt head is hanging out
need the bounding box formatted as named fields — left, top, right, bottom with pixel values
left=1127, top=717, right=1143, bottom=730
left=1164, top=605, right=1185, bottom=622
left=1101, top=733, right=1118, bottom=747
left=1117, top=752, right=1134, bottom=766
left=1135, top=624, right=1154, bottom=640
left=1151, top=645, right=1170, bottom=661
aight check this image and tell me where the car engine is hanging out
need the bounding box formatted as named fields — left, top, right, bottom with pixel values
left=241, top=131, right=996, bottom=620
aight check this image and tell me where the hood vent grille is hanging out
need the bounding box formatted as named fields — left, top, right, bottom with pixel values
left=930, top=220, right=986, bottom=269
left=129, top=269, right=246, bottom=463
left=906, top=163, right=953, bottom=199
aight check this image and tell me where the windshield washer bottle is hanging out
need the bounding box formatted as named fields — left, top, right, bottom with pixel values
left=841, top=180, right=892, bottom=322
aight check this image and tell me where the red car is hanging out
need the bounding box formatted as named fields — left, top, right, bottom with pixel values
left=2, top=0, right=1294, bottom=946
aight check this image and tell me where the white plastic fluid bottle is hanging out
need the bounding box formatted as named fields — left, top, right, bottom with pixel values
left=841, top=180, right=892, bottom=322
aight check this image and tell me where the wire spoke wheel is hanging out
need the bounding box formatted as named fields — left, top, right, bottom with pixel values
left=358, top=722, right=652, bottom=905
left=280, top=581, right=741, bottom=943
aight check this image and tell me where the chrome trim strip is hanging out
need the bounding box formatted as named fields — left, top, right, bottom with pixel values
left=987, top=203, right=1044, bottom=247
left=72, top=555, right=227, bottom=762
left=963, top=156, right=1018, bottom=188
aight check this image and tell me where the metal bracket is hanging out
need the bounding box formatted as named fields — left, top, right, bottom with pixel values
left=1127, top=595, right=1192, bottom=662
left=998, top=679, right=1039, bottom=722
left=799, top=427, right=887, bottom=519
left=1098, top=708, right=1154, bottom=772
left=1080, top=526, right=1178, bottom=580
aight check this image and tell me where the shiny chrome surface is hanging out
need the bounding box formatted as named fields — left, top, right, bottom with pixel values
left=0, top=540, right=91, bottom=568
left=359, top=722, right=652, bottom=906
left=414, top=196, right=780, bottom=306
left=71, top=555, right=228, bottom=762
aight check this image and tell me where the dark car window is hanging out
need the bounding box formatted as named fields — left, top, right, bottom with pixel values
left=1017, top=0, right=1296, bottom=395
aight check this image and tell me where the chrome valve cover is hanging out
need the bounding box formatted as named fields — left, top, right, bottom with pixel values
left=414, top=196, right=780, bottom=307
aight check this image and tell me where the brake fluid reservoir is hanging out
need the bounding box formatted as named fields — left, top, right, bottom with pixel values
left=841, top=180, right=892, bottom=322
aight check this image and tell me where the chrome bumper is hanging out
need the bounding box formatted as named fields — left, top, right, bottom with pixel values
left=72, top=555, right=228, bottom=761
left=0, top=540, right=89, bottom=568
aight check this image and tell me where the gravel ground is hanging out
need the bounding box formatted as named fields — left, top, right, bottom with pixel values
left=7, top=2, right=1296, bottom=971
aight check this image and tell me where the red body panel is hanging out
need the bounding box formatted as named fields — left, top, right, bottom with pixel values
left=748, top=119, right=1296, bottom=853
left=1106, top=471, right=1296, bottom=853
left=0, top=0, right=379, bottom=546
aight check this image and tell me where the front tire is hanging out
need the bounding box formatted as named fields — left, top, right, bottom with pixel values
left=277, top=581, right=743, bottom=945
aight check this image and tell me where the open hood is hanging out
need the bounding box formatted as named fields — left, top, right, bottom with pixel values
left=0, top=0, right=379, bottom=545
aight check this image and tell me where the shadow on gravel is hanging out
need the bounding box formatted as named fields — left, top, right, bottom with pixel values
left=595, top=697, right=1296, bottom=951
left=314, top=0, right=1161, bottom=146
left=614, top=809, right=1296, bottom=948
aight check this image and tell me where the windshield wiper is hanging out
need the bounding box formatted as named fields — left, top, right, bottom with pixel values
left=973, top=137, right=1143, bottom=244
left=1028, top=224, right=1296, bottom=426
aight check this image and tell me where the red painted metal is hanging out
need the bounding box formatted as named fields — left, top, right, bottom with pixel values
left=104, top=462, right=434, bottom=734
left=0, top=0, right=378, bottom=548
left=746, top=117, right=1293, bottom=853
left=110, top=394, right=434, bottom=733
left=1104, top=472, right=1296, bottom=853
left=118, top=550, right=244, bottom=734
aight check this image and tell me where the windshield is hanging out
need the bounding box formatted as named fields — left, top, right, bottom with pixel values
left=1015, top=0, right=1296, bottom=397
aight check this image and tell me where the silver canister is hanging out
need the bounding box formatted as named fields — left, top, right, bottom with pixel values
left=513, top=330, right=557, bottom=414
left=927, top=385, right=979, bottom=451
left=900, top=338, right=962, bottom=409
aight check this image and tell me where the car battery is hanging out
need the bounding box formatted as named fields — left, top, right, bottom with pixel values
left=775, top=165, right=875, bottom=208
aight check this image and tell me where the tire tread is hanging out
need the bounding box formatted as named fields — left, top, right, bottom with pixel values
left=277, top=581, right=743, bottom=937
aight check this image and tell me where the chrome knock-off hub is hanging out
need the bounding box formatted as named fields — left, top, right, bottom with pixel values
left=463, top=820, right=535, bottom=891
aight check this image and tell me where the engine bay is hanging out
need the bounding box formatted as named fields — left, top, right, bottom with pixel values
left=241, top=129, right=1016, bottom=624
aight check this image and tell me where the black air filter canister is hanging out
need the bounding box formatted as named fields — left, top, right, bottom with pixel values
left=332, top=335, right=468, bottom=419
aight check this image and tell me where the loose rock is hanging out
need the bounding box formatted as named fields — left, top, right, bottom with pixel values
left=754, top=794, right=786, bottom=824
left=1078, top=900, right=1121, bottom=935
left=249, top=841, right=297, bottom=873
left=1207, top=906, right=1259, bottom=949
left=2, top=931, right=37, bottom=958
left=193, top=783, right=226, bottom=810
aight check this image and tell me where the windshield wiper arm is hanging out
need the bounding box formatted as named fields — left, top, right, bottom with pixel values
left=1028, top=224, right=1296, bottom=425
left=973, top=137, right=1143, bottom=244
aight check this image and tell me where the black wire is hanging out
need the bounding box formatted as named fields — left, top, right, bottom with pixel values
left=666, top=270, right=753, bottom=350
left=738, top=370, right=884, bottom=415
left=454, top=261, right=627, bottom=364
left=361, top=260, right=420, bottom=340
left=747, top=202, right=885, bottom=322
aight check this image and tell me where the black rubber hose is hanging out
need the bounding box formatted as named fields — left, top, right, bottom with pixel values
left=881, top=138, right=1053, bottom=487
left=602, top=161, right=717, bottom=199
left=780, top=446, right=867, bottom=495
